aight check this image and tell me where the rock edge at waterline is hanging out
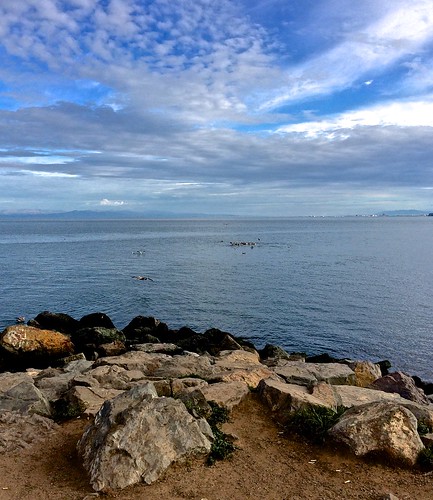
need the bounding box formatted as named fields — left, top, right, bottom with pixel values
left=1, top=311, right=433, bottom=492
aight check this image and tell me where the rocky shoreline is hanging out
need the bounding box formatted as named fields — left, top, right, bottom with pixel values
left=1, top=311, right=433, bottom=494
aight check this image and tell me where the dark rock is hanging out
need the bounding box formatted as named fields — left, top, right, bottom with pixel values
left=369, top=371, right=430, bottom=405
left=259, top=344, right=290, bottom=361
left=123, top=329, right=160, bottom=345
left=377, top=359, right=392, bottom=376
left=306, top=353, right=340, bottom=363
left=78, top=312, right=115, bottom=330
left=72, top=327, right=126, bottom=353
left=173, top=328, right=243, bottom=356
left=32, top=311, right=79, bottom=335
left=412, top=376, right=433, bottom=396
left=122, top=316, right=169, bottom=343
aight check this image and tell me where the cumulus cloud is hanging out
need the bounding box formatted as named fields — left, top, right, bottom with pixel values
left=99, top=198, right=126, bottom=206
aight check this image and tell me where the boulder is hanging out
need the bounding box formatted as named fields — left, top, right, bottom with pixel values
left=333, top=385, right=433, bottom=428
left=72, top=327, right=126, bottom=352
left=412, top=376, right=433, bottom=396
left=310, top=382, right=344, bottom=408
left=0, top=410, right=59, bottom=453
left=94, top=351, right=171, bottom=375
left=258, top=378, right=332, bottom=424
left=86, top=364, right=146, bottom=391
left=212, top=350, right=274, bottom=388
left=200, top=381, right=250, bottom=410
left=77, top=384, right=212, bottom=491
left=177, top=388, right=213, bottom=419
left=59, top=385, right=123, bottom=417
left=0, top=325, right=75, bottom=369
left=259, top=344, right=292, bottom=366
left=32, top=311, right=79, bottom=335
left=305, top=353, right=340, bottom=363
left=377, top=360, right=392, bottom=376
left=78, top=312, right=115, bottom=330
left=33, top=359, right=93, bottom=402
left=0, top=377, right=51, bottom=416
left=349, top=361, right=382, bottom=387
left=369, top=371, right=430, bottom=405
left=122, top=316, right=168, bottom=343
left=171, top=377, right=208, bottom=397
left=152, top=353, right=215, bottom=380
left=132, top=343, right=183, bottom=355
left=97, top=340, right=127, bottom=357
left=273, top=361, right=355, bottom=387
left=35, top=368, right=79, bottom=401
left=329, top=402, right=424, bottom=465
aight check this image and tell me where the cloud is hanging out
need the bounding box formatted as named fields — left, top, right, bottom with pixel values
left=259, top=0, right=433, bottom=109
left=276, top=97, right=433, bottom=137
left=0, top=1, right=433, bottom=215
left=99, top=198, right=126, bottom=206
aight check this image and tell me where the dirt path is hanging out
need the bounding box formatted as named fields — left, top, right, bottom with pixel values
left=0, top=394, right=432, bottom=500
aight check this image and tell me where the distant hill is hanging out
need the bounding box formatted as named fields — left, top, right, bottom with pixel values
left=0, top=209, right=233, bottom=220
left=375, top=210, right=430, bottom=217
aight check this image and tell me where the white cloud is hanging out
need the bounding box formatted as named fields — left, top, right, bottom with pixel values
left=99, top=198, right=126, bottom=206
left=276, top=97, right=433, bottom=138
left=260, top=0, right=433, bottom=109
left=20, top=169, right=79, bottom=178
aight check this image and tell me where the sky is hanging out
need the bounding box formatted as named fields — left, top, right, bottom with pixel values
left=1, top=0, right=433, bottom=216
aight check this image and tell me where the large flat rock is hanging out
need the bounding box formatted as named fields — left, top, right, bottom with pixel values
left=273, top=361, right=356, bottom=386
left=258, top=378, right=332, bottom=424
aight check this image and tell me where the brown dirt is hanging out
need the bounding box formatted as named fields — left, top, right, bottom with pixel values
left=0, top=394, right=432, bottom=500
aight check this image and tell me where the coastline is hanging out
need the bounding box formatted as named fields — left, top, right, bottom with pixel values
left=1, top=310, right=433, bottom=498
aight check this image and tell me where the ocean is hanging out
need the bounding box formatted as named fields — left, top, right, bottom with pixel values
left=0, top=217, right=432, bottom=380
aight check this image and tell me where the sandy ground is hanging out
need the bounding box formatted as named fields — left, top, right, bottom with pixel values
left=0, top=394, right=432, bottom=500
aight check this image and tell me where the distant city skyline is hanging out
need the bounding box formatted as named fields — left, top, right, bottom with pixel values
left=1, top=0, right=433, bottom=216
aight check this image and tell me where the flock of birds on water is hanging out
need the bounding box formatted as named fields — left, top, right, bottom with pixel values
left=13, top=239, right=261, bottom=323
left=129, top=240, right=260, bottom=284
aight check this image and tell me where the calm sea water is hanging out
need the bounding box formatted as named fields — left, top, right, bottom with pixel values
left=0, top=217, right=432, bottom=380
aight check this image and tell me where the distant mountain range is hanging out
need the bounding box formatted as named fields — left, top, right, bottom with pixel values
left=0, top=209, right=233, bottom=220
left=0, top=209, right=432, bottom=220
left=375, top=210, right=432, bottom=216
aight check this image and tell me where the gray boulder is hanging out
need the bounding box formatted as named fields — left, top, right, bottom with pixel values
left=85, top=364, right=146, bottom=391
left=59, top=385, right=123, bottom=417
left=0, top=372, right=51, bottom=416
left=94, top=351, right=172, bottom=374
left=274, top=361, right=356, bottom=386
left=152, top=353, right=216, bottom=379
left=329, top=401, right=424, bottom=465
left=0, top=410, right=59, bottom=453
left=77, top=383, right=212, bottom=492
